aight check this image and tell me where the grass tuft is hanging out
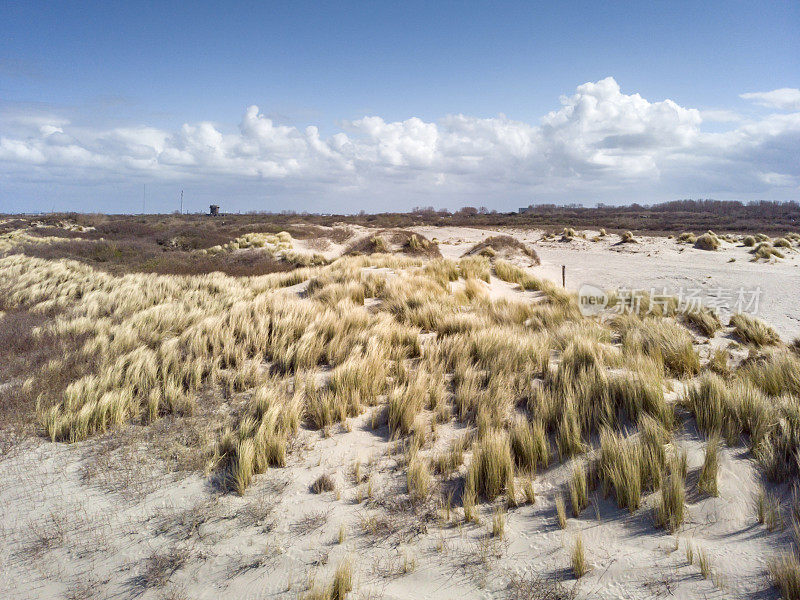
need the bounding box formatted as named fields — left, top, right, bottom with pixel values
left=730, top=313, right=781, bottom=346
left=769, top=552, right=800, bottom=600
left=697, top=437, right=720, bottom=497
left=492, top=505, right=506, bottom=538
left=467, top=430, right=515, bottom=501
left=331, top=556, right=353, bottom=600
left=656, top=468, right=686, bottom=532
left=407, top=456, right=432, bottom=503
left=569, top=462, right=589, bottom=517
left=694, top=232, right=720, bottom=251
left=555, top=495, right=567, bottom=529
left=571, top=536, right=588, bottom=579
left=311, top=473, right=337, bottom=494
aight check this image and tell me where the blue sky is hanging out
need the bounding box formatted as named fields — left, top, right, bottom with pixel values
left=1, top=0, right=798, bottom=213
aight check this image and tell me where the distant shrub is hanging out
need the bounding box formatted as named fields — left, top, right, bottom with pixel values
left=694, top=232, right=720, bottom=251
left=345, top=229, right=441, bottom=258
left=751, top=242, right=784, bottom=260
left=463, top=235, right=540, bottom=265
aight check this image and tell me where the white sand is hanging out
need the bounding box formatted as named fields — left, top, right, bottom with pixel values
left=421, top=225, right=799, bottom=341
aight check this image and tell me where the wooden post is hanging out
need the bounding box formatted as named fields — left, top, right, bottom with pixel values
left=562, top=265, right=566, bottom=288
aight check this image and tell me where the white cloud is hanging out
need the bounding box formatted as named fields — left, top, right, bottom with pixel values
left=700, top=109, right=742, bottom=123
left=1, top=77, right=799, bottom=208
left=741, top=88, right=800, bottom=111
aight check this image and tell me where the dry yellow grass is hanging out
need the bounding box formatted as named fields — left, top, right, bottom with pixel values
left=407, top=456, right=432, bottom=503
left=571, top=535, right=588, bottom=579
left=697, top=437, right=720, bottom=497
left=0, top=225, right=793, bottom=593
left=656, top=468, right=686, bottom=532
left=769, top=552, right=800, bottom=600
left=555, top=495, right=567, bottom=529
left=569, top=462, right=588, bottom=517
left=467, top=430, right=515, bottom=501
left=6, top=223, right=800, bottom=598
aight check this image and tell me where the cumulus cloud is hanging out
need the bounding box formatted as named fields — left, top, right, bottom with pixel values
left=700, top=109, right=742, bottom=123
left=741, top=88, right=800, bottom=111
left=1, top=77, right=799, bottom=207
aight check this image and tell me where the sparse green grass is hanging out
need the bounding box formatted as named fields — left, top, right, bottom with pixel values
left=433, top=434, right=468, bottom=476
left=400, top=548, right=417, bottom=573
left=302, top=559, right=353, bottom=600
